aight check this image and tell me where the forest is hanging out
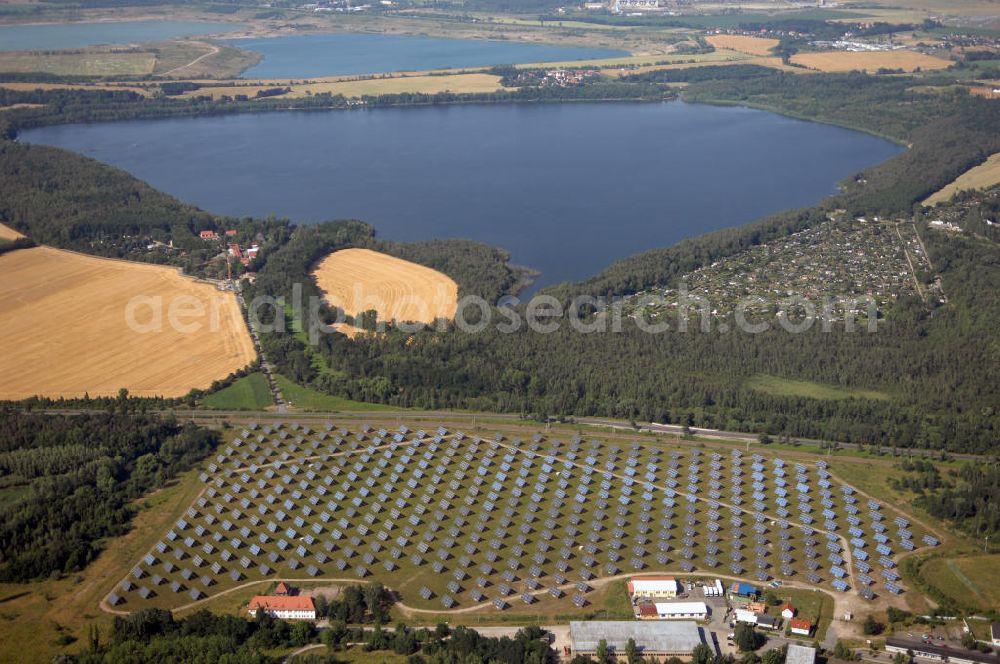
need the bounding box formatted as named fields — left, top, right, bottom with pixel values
left=0, top=407, right=219, bottom=581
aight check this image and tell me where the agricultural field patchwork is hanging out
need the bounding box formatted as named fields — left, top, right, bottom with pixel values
left=0, top=246, right=256, bottom=399
left=791, top=50, right=952, bottom=72
left=106, top=422, right=935, bottom=615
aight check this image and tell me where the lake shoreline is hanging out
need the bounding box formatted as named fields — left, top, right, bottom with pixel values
left=21, top=99, right=901, bottom=290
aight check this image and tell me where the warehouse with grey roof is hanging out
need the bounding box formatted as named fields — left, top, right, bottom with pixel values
left=569, top=620, right=704, bottom=657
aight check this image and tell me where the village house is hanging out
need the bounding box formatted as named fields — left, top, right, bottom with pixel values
left=781, top=603, right=796, bottom=619
left=789, top=618, right=813, bottom=636
left=199, top=230, right=219, bottom=240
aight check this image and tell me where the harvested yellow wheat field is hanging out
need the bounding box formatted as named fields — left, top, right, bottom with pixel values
left=706, top=35, right=779, bottom=56
left=312, top=248, right=458, bottom=326
left=924, top=152, right=1000, bottom=205
left=791, top=50, right=951, bottom=73
left=0, top=222, right=24, bottom=241
left=0, top=246, right=256, bottom=399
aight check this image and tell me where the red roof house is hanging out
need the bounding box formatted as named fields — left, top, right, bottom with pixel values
left=789, top=618, right=813, bottom=636
left=248, top=595, right=315, bottom=620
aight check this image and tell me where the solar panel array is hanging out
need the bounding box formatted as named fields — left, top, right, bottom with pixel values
left=106, top=423, right=932, bottom=610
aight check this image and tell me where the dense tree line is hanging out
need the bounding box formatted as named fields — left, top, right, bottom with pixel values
left=0, top=408, right=219, bottom=581
left=65, top=607, right=314, bottom=663
left=0, top=79, right=676, bottom=141
left=0, top=139, right=290, bottom=276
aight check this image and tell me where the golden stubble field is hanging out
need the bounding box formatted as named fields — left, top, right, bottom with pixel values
left=924, top=152, right=1000, bottom=205
left=0, top=246, right=256, bottom=399
left=0, top=222, right=24, bottom=241
left=791, top=50, right=952, bottom=72
left=706, top=34, right=780, bottom=56
left=312, top=248, right=458, bottom=325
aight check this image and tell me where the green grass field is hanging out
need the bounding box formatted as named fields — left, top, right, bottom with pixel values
left=746, top=374, right=891, bottom=402
left=0, top=50, right=155, bottom=76
left=919, top=554, right=1000, bottom=610
left=275, top=375, right=398, bottom=412
left=204, top=373, right=274, bottom=410
left=774, top=586, right=834, bottom=641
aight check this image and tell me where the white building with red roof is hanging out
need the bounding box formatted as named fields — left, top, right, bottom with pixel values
left=248, top=594, right=316, bottom=620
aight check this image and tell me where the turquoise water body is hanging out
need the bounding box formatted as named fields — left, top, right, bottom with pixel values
left=0, top=20, right=243, bottom=51
left=226, top=32, right=627, bottom=78
left=22, top=101, right=902, bottom=290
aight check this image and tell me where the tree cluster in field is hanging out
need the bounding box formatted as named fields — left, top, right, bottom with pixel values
left=0, top=406, right=218, bottom=581
left=895, top=459, right=1000, bottom=537
left=311, top=583, right=394, bottom=624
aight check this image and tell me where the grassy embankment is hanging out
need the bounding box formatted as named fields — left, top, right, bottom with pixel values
left=203, top=372, right=274, bottom=410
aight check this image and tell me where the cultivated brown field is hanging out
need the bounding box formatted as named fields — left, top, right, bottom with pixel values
left=791, top=50, right=951, bottom=73
left=706, top=34, right=780, bottom=56
left=312, top=248, right=458, bottom=326
left=0, top=246, right=256, bottom=400
left=924, top=152, right=1000, bottom=205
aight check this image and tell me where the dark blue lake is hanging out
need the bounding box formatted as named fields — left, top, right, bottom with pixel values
left=224, top=32, right=627, bottom=78
left=21, top=101, right=902, bottom=290
left=0, top=20, right=243, bottom=51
